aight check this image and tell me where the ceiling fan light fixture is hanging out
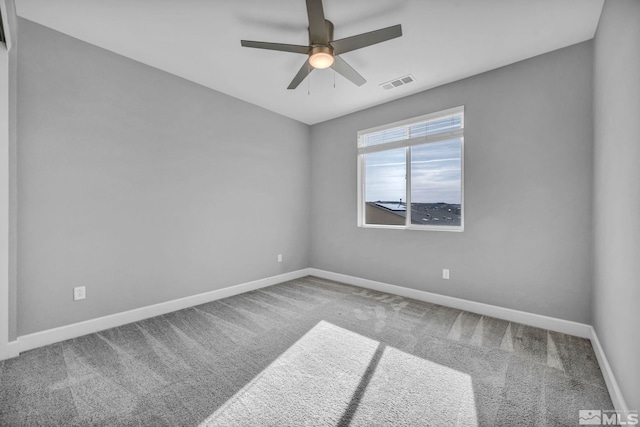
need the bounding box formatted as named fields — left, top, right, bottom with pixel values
left=309, top=46, right=334, bottom=69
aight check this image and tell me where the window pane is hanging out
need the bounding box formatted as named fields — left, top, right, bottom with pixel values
left=410, top=139, right=462, bottom=226
left=363, top=127, right=406, bottom=147
left=364, top=148, right=406, bottom=226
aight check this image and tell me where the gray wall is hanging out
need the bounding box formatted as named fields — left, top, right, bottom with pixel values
left=310, top=42, right=594, bottom=323
left=593, top=0, right=640, bottom=410
left=17, top=19, right=310, bottom=336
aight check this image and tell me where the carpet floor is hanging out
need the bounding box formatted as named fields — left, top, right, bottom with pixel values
left=0, top=276, right=614, bottom=426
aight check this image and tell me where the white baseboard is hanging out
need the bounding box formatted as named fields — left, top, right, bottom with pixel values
left=589, top=326, right=629, bottom=413
left=308, top=268, right=592, bottom=338
left=6, top=340, right=19, bottom=358
left=17, top=269, right=311, bottom=353
left=0, top=339, right=20, bottom=360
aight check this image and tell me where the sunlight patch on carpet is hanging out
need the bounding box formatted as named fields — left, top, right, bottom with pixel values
left=199, top=321, right=477, bottom=426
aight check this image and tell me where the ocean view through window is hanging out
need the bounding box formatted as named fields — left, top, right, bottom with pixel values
left=357, top=106, right=464, bottom=231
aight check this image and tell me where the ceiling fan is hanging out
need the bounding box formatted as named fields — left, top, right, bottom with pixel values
left=240, top=0, right=402, bottom=90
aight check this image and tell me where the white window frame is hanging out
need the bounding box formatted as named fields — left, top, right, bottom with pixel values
left=357, top=106, right=464, bottom=232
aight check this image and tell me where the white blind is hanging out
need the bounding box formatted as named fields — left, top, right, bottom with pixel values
left=358, top=106, right=464, bottom=155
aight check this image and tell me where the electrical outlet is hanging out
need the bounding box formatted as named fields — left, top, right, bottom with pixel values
left=73, top=286, right=86, bottom=301
left=442, top=269, right=450, bottom=280
left=277, top=254, right=283, bottom=263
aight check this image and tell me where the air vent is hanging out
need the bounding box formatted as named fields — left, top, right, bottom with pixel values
left=380, top=74, right=415, bottom=91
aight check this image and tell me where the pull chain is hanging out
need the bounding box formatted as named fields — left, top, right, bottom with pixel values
left=333, top=65, right=336, bottom=88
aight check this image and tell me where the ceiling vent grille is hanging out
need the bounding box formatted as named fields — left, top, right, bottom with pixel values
left=380, top=75, right=415, bottom=91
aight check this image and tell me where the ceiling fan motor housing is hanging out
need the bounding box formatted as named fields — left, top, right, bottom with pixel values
left=310, top=19, right=334, bottom=45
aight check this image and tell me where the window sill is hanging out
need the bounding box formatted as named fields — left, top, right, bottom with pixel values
left=358, top=224, right=464, bottom=232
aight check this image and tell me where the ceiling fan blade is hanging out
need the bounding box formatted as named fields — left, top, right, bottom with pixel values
left=288, top=59, right=313, bottom=90
left=330, top=24, right=402, bottom=55
left=306, top=0, right=328, bottom=44
left=241, top=40, right=309, bottom=54
left=332, top=56, right=366, bottom=87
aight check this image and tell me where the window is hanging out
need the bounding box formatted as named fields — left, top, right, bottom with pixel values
left=357, top=106, right=464, bottom=231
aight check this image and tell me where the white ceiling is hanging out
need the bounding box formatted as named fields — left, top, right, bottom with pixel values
left=15, top=0, right=604, bottom=125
